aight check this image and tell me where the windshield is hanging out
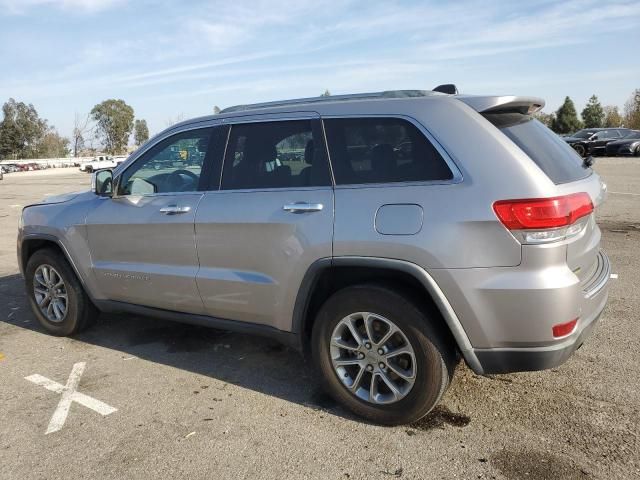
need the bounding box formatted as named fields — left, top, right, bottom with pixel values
left=623, top=131, right=640, bottom=139
left=571, top=130, right=596, bottom=139
left=484, top=112, right=591, bottom=184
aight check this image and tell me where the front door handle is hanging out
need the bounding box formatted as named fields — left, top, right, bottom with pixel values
left=160, top=204, right=191, bottom=215
left=283, top=202, right=324, bottom=213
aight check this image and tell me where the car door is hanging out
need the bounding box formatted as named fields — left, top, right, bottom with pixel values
left=86, top=125, right=224, bottom=314
left=592, top=130, right=619, bottom=153
left=194, top=114, right=334, bottom=331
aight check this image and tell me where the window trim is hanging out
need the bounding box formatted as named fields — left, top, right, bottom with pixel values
left=113, top=125, right=219, bottom=198
left=320, top=113, right=463, bottom=189
left=218, top=115, right=333, bottom=192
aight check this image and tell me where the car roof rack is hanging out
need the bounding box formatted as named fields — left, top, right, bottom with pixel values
left=220, top=89, right=446, bottom=114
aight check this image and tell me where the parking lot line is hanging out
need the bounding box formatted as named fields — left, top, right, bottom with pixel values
left=609, top=191, right=640, bottom=196
left=25, top=362, right=117, bottom=434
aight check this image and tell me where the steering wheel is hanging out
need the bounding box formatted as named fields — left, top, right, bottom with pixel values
left=167, top=169, right=199, bottom=191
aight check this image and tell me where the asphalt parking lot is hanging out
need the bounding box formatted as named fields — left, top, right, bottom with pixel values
left=0, top=161, right=638, bottom=480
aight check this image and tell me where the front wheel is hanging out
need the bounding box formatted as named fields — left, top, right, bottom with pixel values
left=25, top=248, right=97, bottom=336
left=312, top=284, right=457, bottom=425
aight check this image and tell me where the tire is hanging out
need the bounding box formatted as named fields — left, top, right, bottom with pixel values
left=25, top=248, right=97, bottom=336
left=635, top=146, right=640, bottom=157
left=573, top=144, right=586, bottom=157
left=312, top=284, right=457, bottom=425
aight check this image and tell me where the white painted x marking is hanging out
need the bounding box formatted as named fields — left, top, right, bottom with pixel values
left=25, top=362, right=117, bottom=434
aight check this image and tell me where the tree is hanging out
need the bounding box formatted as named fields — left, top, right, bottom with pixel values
left=165, top=113, right=185, bottom=128
left=320, top=89, right=331, bottom=97
left=603, top=106, right=623, bottom=127
left=581, top=95, right=604, bottom=128
left=551, top=96, right=582, bottom=134
left=624, top=88, right=640, bottom=130
left=90, top=99, right=134, bottom=154
left=72, top=112, right=91, bottom=157
left=134, top=119, right=149, bottom=146
left=533, top=111, right=555, bottom=128
left=0, top=98, right=48, bottom=159
left=213, top=105, right=221, bottom=114
left=36, top=128, right=70, bottom=158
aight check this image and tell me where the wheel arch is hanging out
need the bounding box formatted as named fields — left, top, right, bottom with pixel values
left=20, top=234, right=89, bottom=295
left=292, top=256, right=483, bottom=373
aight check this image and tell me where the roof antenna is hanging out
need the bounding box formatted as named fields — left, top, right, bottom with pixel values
left=433, top=84, right=458, bottom=95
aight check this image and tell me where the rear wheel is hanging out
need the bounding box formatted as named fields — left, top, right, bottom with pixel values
left=25, top=248, right=97, bottom=336
left=312, top=284, right=456, bottom=425
left=573, top=144, right=586, bottom=157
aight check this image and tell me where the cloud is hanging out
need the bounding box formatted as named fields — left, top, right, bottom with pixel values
left=0, top=0, right=124, bottom=14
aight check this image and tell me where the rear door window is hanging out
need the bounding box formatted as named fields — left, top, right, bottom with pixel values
left=221, top=120, right=331, bottom=190
left=323, top=117, right=453, bottom=185
left=484, top=112, right=591, bottom=184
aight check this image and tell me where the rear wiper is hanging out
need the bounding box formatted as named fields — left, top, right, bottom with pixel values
left=583, top=156, right=595, bottom=168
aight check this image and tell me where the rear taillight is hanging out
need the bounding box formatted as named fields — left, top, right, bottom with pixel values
left=552, top=318, right=578, bottom=338
left=493, top=193, right=593, bottom=244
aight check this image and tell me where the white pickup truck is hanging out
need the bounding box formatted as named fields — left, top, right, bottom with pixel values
left=80, top=156, right=127, bottom=173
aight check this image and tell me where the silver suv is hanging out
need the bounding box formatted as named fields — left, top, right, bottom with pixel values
left=18, top=89, right=611, bottom=425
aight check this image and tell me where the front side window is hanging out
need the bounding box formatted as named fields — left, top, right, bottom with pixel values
left=118, top=128, right=212, bottom=195
left=221, top=120, right=330, bottom=190
left=323, top=117, right=453, bottom=185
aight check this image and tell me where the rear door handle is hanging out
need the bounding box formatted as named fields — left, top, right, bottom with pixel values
left=160, top=204, right=191, bottom=215
left=283, top=202, right=324, bottom=213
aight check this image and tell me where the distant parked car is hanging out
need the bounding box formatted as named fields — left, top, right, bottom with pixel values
left=82, top=156, right=118, bottom=173
left=564, top=128, right=631, bottom=157
left=605, top=130, right=640, bottom=157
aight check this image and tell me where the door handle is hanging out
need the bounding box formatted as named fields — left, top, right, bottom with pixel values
left=160, top=204, right=191, bottom=215
left=283, top=202, right=324, bottom=213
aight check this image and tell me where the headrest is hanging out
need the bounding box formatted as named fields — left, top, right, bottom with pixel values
left=304, top=139, right=315, bottom=164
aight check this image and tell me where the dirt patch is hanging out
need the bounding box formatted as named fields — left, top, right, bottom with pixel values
left=408, top=405, right=471, bottom=431
left=307, top=390, right=339, bottom=410
left=127, top=324, right=228, bottom=353
left=491, top=449, right=589, bottom=479
left=599, top=221, right=640, bottom=234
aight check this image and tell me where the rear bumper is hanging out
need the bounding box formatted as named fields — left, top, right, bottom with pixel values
left=472, top=250, right=610, bottom=374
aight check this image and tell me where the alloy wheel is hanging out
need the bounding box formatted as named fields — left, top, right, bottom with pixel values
left=330, top=312, right=417, bottom=404
left=33, top=264, right=68, bottom=323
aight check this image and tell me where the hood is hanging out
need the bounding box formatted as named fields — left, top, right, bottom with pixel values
left=563, top=136, right=583, bottom=143
left=38, top=190, right=90, bottom=205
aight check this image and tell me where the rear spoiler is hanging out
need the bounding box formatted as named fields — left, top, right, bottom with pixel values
left=456, top=95, right=545, bottom=114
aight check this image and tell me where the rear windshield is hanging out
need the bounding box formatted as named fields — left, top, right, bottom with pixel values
left=484, top=112, right=591, bottom=184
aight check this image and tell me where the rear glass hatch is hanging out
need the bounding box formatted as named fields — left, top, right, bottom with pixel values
left=483, top=111, right=591, bottom=185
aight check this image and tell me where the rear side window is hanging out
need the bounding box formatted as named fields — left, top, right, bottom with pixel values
left=221, top=120, right=331, bottom=190
left=323, top=117, right=453, bottom=185
left=484, top=112, right=590, bottom=184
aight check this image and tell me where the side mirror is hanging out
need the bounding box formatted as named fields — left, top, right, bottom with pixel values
left=92, top=169, right=113, bottom=197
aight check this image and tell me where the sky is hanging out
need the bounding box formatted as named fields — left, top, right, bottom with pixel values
left=0, top=0, right=639, bottom=140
